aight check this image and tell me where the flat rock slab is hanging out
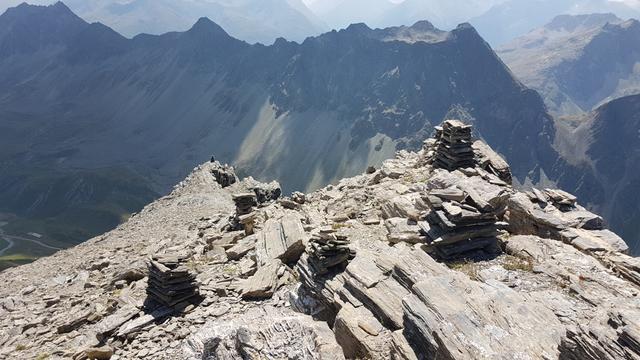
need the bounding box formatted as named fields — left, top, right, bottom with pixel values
left=255, top=214, right=306, bottom=265
left=403, top=275, right=564, bottom=359
left=183, top=306, right=344, bottom=359
left=240, top=259, right=283, bottom=300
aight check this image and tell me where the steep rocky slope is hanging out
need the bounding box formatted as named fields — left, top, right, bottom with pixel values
left=0, top=0, right=326, bottom=43
left=0, top=3, right=563, bottom=258
left=499, top=14, right=640, bottom=115
left=1, top=125, right=638, bottom=359
left=554, top=94, right=640, bottom=254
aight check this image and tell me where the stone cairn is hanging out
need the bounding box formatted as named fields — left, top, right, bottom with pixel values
left=307, top=227, right=356, bottom=276
left=432, top=120, right=475, bottom=171
left=233, top=193, right=258, bottom=216
left=232, top=193, right=258, bottom=234
left=147, top=254, right=199, bottom=307
left=420, top=188, right=503, bottom=259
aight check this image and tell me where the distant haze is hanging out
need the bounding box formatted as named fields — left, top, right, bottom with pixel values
left=3, top=0, right=640, bottom=45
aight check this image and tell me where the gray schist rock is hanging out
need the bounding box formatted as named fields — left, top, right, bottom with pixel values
left=334, top=302, right=391, bottom=359
left=255, top=214, right=306, bottom=266
left=503, top=234, right=640, bottom=359
left=385, top=218, right=425, bottom=244
left=240, top=259, right=289, bottom=300
left=403, top=274, right=563, bottom=359
left=508, top=191, right=629, bottom=253
left=472, top=140, right=513, bottom=184
left=183, top=307, right=345, bottom=360
left=380, top=192, right=429, bottom=221
left=210, top=162, right=237, bottom=188
left=225, top=234, right=256, bottom=261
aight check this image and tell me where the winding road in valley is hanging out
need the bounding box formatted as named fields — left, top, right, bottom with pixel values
left=0, top=236, right=15, bottom=257
left=0, top=227, right=62, bottom=257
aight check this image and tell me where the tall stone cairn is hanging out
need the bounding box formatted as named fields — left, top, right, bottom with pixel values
left=419, top=188, right=504, bottom=259
left=307, top=227, right=356, bottom=276
left=432, top=120, right=475, bottom=171
left=147, top=254, right=199, bottom=307
left=233, top=193, right=257, bottom=216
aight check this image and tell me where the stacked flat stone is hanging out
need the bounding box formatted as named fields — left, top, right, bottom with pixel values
left=433, top=120, right=475, bottom=171
left=211, top=163, right=237, bottom=188
left=233, top=193, right=257, bottom=216
left=147, top=254, right=198, bottom=307
left=419, top=188, right=502, bottom=259
left=307, top=227, right=356, bottom=276
left=526, top=188, right=577, bottom=212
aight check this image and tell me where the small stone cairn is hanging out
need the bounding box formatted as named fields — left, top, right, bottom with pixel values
left=233, top=193, right=257, bottom=216
left=432, top=120, right=475, bottom=171
left=307, top=227, right=356, bottom=276
left=232, top=193, right=258, bottom=233
left=147, top=254, right=199, bottom=307
left=420, top=188, right=503, bottom=259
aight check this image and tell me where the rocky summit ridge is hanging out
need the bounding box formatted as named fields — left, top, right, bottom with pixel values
left=1, top=121, right=639, bottom=359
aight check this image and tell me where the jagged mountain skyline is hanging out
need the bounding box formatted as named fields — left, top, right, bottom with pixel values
left=3, top=0, right=640, bottom=45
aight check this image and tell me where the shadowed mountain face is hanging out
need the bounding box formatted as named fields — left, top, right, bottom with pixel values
left=499, top=14, right=640, bottom=116
left=554, top=94, right=640, bottom=254
left=0, top=0, right=326, bottom=44
left=0, top=3, right=584, bottom=259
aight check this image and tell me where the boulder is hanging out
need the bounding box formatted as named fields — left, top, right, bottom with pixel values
left=74, top=346, right=114, bottom=360
left=561, top=228, right=629, bottom=253
left=255, top=214, right=306, bottom=266
left=472, top=140, right=513, bottom=184
left=183, top=307, right=344, bottom=359
left=380, top=193, right=428, bottom=221
left=225, top=234, right=256, bottom=261
left=240, top=260, right=283, bottom=300
left=384, top=218, right=424, bottom=244
left=251, top=180, right=282, bottom=204
left=333, top=303, right=391, bottom=359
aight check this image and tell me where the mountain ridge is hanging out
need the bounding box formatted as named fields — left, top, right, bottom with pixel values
left=498, top=13, right=640, bottom=116
left=0, top=125, right=638, bottom=359
left=0, top=3, right=616, bottom=268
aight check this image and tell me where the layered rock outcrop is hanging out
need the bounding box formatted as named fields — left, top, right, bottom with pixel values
left=0, top=122, right=639, bottom=359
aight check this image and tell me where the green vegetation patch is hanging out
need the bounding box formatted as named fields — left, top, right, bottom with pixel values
left=446, top=259, right=480, bottom=281
left=502, top=255, right=534, bottom=272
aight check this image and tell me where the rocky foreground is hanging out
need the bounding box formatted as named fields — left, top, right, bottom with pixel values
left=1, top=123, right=640, bottom=360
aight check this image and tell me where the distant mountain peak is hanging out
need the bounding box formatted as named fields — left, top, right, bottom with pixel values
left=546, top=13, right=622, bottom=32
left=409, top=20, right=437, bottom=32
left=3, top=1, right=82, bottom=22
left=188, top=17, right=230, bottom=37
left=344, top=22, right=372, bottom=34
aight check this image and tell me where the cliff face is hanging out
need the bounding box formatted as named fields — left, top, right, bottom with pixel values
left=554, top=94, right=640, bottom=255
left=1, top=127, right=638, bottom=360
